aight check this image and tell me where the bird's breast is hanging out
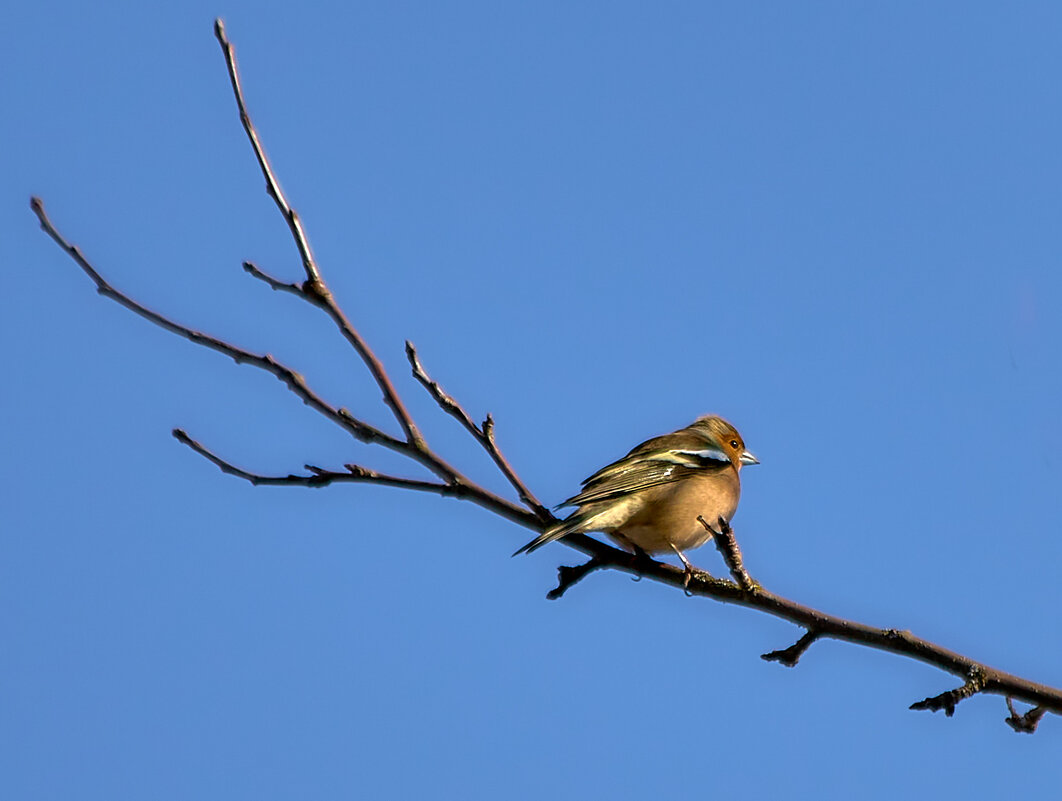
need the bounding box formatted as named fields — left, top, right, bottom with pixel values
left=609, top=469, right=741, bottom=554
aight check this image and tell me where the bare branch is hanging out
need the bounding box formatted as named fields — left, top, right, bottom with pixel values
left=910, top=670, right=987, bottom=717
left=172, top=429, right=547, bottom=526
left=1005, top=698, right=1047, bottom=734
left=406, top=341, right=552, bottom=522
left=169, top=432, right=537, bottom=531
left=242, top=260, right=302, bottom=296
left=174, top=428, right=306, bottom=486
left=174, top=428, right=456, bottom=496
left=213, top=19, right=320, bottom=287
left=762, top=630, right=821, bottom=667
left=699, top=515, right=756, bottom=591
left=547, top=557, right=607, bottom=600
left=31, top=196, right=539, bottom=530
left=214, top=19, right=424, bottom=448
left=30, top=197, right=398, bottom=452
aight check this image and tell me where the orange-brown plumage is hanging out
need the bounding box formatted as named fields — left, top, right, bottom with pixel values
left=515, top=415, right=757, bottom=567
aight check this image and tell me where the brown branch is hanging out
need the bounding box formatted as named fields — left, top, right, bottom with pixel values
left=213, top=19, right=321, bottom=286
left=762, top=630, right=821, bottom=667
left=740, top=595, right=1062, bottom=720
left=698, top=515, right=756, bottom=591
left=539, top=535, right=1062, bottom=721
left=910, top=670, right=987, bottom=717
left=31, top=18, right=1062, bottom=735
left=173, top=428, right=478, bottom=499
left=175, top=426, right=535, bottom=517
left=30, top=197, right=537, bottom=531
left=1005, top=698, right=1047, bottom=734
left=547, top=557, right=607, bottom=600
left=214, top=19, right=424, bottom=448
left=30, top=198, right=396, bottom=451
left=406, top=341, right=552, bottom=523
left=242, top=260, right=302, bottom=296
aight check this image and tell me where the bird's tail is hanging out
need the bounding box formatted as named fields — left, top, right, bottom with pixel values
left=512, top=514, right=589, bottom=557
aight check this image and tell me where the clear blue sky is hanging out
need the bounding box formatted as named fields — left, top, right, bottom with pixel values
left=4, top=2, right=1061, bottom=798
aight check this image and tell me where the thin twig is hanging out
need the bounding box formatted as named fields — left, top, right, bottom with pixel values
left=910, top=669, right=987, bottom=717
left=30, top=198, right=396, bottom=450
left=214, top=19, right=424, bottom=448
left=406, top=341, right=553, bottom=523
left=172, top=429, right=537, bottom=526
left=242, top=260, right=302, bottom=296
left=30, top=197, right=537, bottom=530
left=174, top=429, right=471, bottom=498
left=761, top=629, right=821, bottom=667
left=213, top=19, right=321, bottom=286
left=1005, top=698, right=1047, bottom=734
left=547, top=557, right=607, bottom=600
left=699, top=515, right=756, bottom=591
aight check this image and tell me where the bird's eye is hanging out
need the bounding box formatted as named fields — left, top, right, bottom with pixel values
left=730, top=439, right=739, bottom=449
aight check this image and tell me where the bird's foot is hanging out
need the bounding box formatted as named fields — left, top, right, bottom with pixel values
left=670, top=545, right=700, bottom=595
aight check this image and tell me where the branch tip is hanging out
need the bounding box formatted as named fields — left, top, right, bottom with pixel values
left=1005, top=697, right=1046, bottom=734
left=699, top=515, right=756, bottom=591
left=547, top=558, right=605, bottom=600
left=910, top=671, right=987, bottom=717
left=762, top=629, right=821, bottom=667
left=243, top=260, right=302, bottom=294
left=405, top=343, right=551, bottom=521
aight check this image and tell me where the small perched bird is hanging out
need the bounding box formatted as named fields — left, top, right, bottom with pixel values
left=514, top=415, right=758, bottom=577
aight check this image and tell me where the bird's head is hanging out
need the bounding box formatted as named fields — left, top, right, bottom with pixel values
left=691, top=415, right=759, bottom=469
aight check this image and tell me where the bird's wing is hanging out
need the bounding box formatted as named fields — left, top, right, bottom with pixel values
left=559, top=437, right=732, bottom=508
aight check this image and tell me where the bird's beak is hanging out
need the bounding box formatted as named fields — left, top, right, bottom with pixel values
left=739, top=450, right=760, bottom=466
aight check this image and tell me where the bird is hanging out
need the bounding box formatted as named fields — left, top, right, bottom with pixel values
left=514, top=415, right=758, bottom=580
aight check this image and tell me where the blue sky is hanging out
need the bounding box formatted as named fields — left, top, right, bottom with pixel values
left=4, top=2, right=1061, bottom=798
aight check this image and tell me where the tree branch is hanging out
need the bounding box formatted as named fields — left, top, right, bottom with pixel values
left=405, top=341, right=552, bottom=524
left=213, top=19, right=320, bottom=287
left=699, top=515, right=756, bottom=591
left=1005, top=697, right=1047, bottom=734
left=761, top=629, right=821, bottom=667
left=543, top=541, right=1062, bottom=719
left=909, top=671, right=986, bottom=717
left=547, top=557, right=608, bottom=600
left=242, top=260, right=302, bottom=296
left=29, top=196, right=537, bottom=530
left=30, top=17, right=1062, bottom=734
left=173, top=428, right=480, bottom=500
left=214, top=19, right=424, bottom=449
left=29, top=199, right=395, bottom=452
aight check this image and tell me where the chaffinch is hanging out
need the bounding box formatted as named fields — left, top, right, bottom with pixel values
left=515, top=415, right=758, bottom=574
